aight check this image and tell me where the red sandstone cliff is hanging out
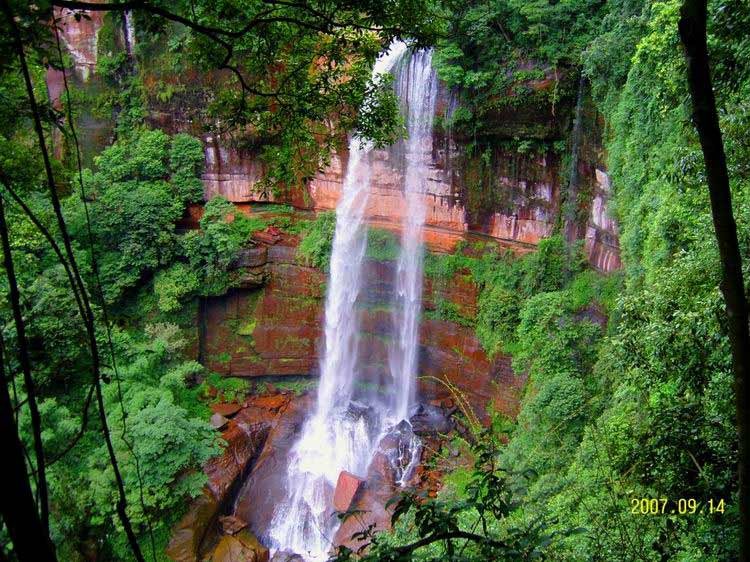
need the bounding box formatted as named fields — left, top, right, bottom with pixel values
left=48, top=10, right=620, bottom=272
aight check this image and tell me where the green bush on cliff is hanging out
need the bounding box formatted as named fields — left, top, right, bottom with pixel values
left=425, top=297, right=476, bottom=327
left=181, top=196, right=266, bottom=295
left=169, top=133, right=206, bottom=203
left=433, top=0, right=605, bottom=134
left=425, top=235, right=585, bottom=357
left=64, top=130, right=207, bottom=304
left=154, top=262, right=200, bottom=313
left=298, top=211, right=336, bottom=269
left=475, top=285, right=520, bottom=356
left=366, top=227, right=400, bottom=261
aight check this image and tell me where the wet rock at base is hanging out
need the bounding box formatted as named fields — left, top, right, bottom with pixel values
left=210, top=413, right=230, bottom=430
left=219, top=515, right=248, bottom=536
left=206, top=421, right=270, bottom=501
left=165, top=490, right=219, bottom=562
left=409, top=403, right=453, bottom=435
left=211, top=529, right=269, bottom=562
left=333, top=471, right=365, bottom=513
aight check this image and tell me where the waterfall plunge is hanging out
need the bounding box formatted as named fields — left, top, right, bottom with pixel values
left=268, top=43, right=437, bottom=561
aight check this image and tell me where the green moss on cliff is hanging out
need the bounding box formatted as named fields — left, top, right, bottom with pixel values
left=297, top=211, right=336, bottom=269
left=366, top=228, right=400, bottom=262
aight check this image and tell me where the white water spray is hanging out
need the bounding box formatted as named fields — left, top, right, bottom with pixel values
left=268, top=43, right=437, bottom=561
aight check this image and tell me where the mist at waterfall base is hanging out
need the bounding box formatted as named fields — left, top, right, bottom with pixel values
left=266, top=43, right=438, bottom=561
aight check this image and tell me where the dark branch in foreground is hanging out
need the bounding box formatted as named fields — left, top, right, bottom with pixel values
left=1, top=1, right=146, bottom=560
left=50, top=0, right=413, bottom=101
left=0, top=330, right=57, bottom=562
left=0, top=176, right=50, bottom=539
left=394, top=531, right=508, bottom=556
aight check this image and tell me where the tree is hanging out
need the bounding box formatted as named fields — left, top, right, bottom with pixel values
left=0, top=198, right=56, bottom=561
left=678, top=1, right=750, bottom=559
left=0, top=1, right=442, bottom=558
left=50, top=0, right=443, bottom=192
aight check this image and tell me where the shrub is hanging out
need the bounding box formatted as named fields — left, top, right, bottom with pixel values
left=297, top=211, right=336, bottom=269
left=154, top=263, right=200, bottom=312
left=169, top=133, right=205, bottom=203
left=476, top=285, right=520, bottom=356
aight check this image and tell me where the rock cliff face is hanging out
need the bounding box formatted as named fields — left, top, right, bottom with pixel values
left=50, top=10, right=621, bottom=272
left=201, top=233, right=523, bottom=422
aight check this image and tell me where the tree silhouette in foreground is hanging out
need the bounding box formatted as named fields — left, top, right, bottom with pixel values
left=679, top=1, right=750, bottom=560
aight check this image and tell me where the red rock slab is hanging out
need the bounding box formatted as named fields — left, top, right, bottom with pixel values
left=251, top=394, right=288, bottom=411
left=252, top=230, right=281, bottom=245
left=333, top=471, right=365, bottom=513
left=211, top=402, right=243, bottom=417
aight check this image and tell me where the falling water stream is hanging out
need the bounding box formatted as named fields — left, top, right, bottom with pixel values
left=268, top=42, right=437, bottom=561
left=389, top=49, right=438, bottom=423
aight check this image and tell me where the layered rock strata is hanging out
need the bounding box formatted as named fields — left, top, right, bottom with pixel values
left=49, top=11, right=621, bottom=271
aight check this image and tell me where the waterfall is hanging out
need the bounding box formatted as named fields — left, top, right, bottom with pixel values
left=268, top=42, right=437, bottom=561
left=123, top=11, right=136, bottom=59
left=389, top=49, right=438, bottom=423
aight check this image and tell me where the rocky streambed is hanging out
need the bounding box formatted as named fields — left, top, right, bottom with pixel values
left=166, top=388, right=463, bottom=562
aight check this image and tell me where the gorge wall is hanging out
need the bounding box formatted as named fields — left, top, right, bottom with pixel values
left=49, top=9, right=613, bottom=422
left=201, top=80, right=621, bottom=271
left=51, top=6, right=621, bottom=272
left=202, top=231, right=523, bottom=423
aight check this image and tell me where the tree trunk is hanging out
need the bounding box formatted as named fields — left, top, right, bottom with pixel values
left=0, top=197, right=57, bottom=561
left=679, top=1, right=750, bottom=559
left=0, top=357, right=57, bottom=562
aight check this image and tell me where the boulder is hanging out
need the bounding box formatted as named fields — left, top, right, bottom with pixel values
left=233, top=246, right=268, bottom=268
left=166, top=490, right=219, bottom=562
left=236, top=266, right=268, bottom=289
left=267, top=244, right=298, bottom=264
left=211, top=530, right=269, bottom=562
left=232, top=395, right=315, bottom=537
left=409, top=403, right=453, bottom=435
left=205, top=422, right=270, bottom=504
left=252, top=394, right=288, bottom=411
left=211, top=403, right=243, bottom=417
left=252, top=230, right=281, bottom=246
left=333, top=471, right=364, bottom=513
left=219, top=515, right=247, bottom=535
left=210, top=413, right=229, bottom=430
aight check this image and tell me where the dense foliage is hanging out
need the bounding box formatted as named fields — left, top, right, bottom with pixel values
left=433, top=0, right=604, bottom=133
left=372, top=0, right=747, bottom=560
left=0, top=116, right=271, bottom=557
left=1, top=0, right=748, bottom=560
